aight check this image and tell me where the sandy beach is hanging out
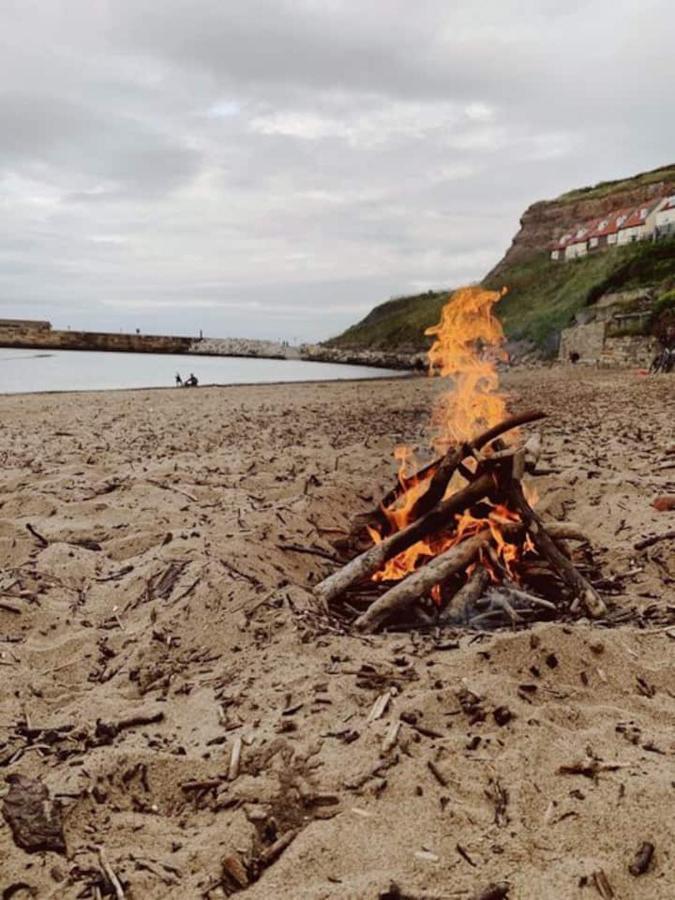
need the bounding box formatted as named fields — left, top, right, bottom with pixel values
left=0, top=368, right=673, bottom=899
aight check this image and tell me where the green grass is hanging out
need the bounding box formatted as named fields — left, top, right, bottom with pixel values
left=558, top=164, right=675, bottom=204
left=325, top=290, right=451, bottom=351
left=326, top=238, right=675, bottom=357
left=487, top=237, right=675, bottom=353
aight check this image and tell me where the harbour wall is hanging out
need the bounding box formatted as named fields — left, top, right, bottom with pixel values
left=0, top=324, right=421, bottom=370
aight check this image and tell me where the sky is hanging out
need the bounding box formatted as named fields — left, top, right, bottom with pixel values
left=1, top=0, right=673, bottom=343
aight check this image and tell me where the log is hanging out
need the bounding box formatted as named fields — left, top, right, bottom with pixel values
left=439, top=568, right=490, bottom=624
left=315, top=472, right=496, bottom=607
left=506, top=481, right=606, bottom=618
left=407, top=410, right=546, bottom=522
left=348, top=410, right=546, bottom=543
left=354, top=532, right=490, bottom=633
left=544, top=522, right=590, bottom=543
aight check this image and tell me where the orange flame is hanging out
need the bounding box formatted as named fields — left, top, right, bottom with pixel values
left=370, top=286, right=533, bottom=593
left=426, top=286, right=508, bottom=453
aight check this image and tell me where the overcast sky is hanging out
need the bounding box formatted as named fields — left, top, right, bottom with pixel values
left=1, top=1, right=672, bottom=341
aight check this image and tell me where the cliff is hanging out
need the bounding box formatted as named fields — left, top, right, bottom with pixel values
left=488, top=163, right=675, bottom=278
left=328, top=163, right=675, bottom=357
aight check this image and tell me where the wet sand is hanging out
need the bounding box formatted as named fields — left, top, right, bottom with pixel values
left=0, top=368, right=673, bottom=898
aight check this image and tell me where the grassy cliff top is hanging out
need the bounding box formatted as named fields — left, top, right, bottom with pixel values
left=557, top=164, right=675, bottom=204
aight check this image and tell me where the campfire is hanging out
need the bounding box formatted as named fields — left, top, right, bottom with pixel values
left=315, top=287, right=607, bottom=633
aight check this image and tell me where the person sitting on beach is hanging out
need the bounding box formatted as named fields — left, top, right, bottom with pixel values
left=175, top=373, right=183, bottom=386
left=186, top=373, right=199, bottom=387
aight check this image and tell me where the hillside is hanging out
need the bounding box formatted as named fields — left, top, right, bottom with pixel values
left=327, top=164, right=675, bottom=354
left=487, top=236, right=675, bottom=352
left=325, top=289, right=450, bottom=352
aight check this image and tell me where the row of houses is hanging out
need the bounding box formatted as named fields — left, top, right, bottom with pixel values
left=550, top=194, right=675, bottom=261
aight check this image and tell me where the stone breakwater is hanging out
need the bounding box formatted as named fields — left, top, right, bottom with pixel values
left=0, top=325, right=424, bottom=371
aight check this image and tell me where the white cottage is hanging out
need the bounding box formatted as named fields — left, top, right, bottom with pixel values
left=564, top=225, right=590, bottom=260
left=653, top=195, right=675, bottom=237
left=617, top=200, right=661, bottom=244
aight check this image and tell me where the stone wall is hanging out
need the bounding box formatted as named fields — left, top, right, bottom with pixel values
left=0, top=328, right=193, bottom=354
left=299, top=344, right=425, bottom=371
left=189, top=337, right=292, bottom=359
left=0, top=327, right=422, bottom=370
left=559, top=320, right=659, bottom=368
left=559, top=321, right=606, bottom=362
left=598, top=335, right=659, bottom=368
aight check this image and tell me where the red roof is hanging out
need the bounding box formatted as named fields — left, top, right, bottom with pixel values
left=581, top=217, right=605, bottom=239
left=550, top=194, right=674, bottom=249
left=619, top=199, right=662, bottom=231
left=552, top=231, right=574, bottom=250
left=588, top=207, right=634, bottom=238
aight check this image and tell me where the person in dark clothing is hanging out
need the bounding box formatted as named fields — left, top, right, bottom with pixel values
left=175, top=373, right=183, bottom=386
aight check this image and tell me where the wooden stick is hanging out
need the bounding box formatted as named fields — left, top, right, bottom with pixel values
left=439, top=568, right=490, bottom=624
left=97, top=846, right=126, bottom=900
left=400, top=410, right=546, bottom=524
left=506, top=481, right=606, bottom=618
left=351, top=410, right=546, bottom=540
left=544, top=522, right=590, bottom=543
left=228, top=736, right=242, bottom=781
left=354, top=531, right=490, bottom=633
left=315, top=473, right=496, bottom=608
left=634, top=530, right=675, bottom=550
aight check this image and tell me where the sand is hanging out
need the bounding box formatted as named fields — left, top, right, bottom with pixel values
left=0, top=368, right=673, bottom=899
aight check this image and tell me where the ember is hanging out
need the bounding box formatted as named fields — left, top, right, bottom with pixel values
left=316, top=287, right=607, bottom=632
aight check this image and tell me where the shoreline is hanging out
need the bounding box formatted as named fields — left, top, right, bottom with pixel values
left=0, top=373, right=414, bottom=399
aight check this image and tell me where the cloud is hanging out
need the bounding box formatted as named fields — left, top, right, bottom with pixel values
left=0, top=0, right=672, bottom=341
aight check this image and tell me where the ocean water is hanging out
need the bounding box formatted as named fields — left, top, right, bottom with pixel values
left=0, top=348, right=404, bottom=395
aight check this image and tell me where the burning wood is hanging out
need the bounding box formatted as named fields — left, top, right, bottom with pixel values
left=314, top=287, right=608, bottom=633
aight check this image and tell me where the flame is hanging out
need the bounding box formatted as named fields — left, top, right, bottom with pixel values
left=426, top=286, right=509, bottom=453
left=369, top=286, right=534, bottom=592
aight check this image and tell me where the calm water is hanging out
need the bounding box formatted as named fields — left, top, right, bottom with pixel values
left=0, top=348, right=403, bottom=395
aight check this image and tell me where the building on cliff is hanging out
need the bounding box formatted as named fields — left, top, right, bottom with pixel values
left=652, top=195, right=675, bottom=237
left=550, top=193, right=674, bottom=261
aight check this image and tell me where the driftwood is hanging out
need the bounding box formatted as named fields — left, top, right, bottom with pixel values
left=354, top=532, right=490, bottom=633
left=407, top=409, right=546, bottom=522
left=634, top=529, right=675, bottom=550
left=506, top=481, right=606, bottom=617
left=439, top=568, right=490, bottom=624
left=316, top=472, right=496, bottom=608
left=352, top=410, right=546, bottom=542
left=314, top=408, right=607, bottom=634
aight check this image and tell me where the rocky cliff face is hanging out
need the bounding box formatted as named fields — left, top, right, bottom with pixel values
left=488, top=165, right=674, bottom=278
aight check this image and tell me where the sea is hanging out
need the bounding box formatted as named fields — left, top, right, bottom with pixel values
left=0, top=348, right=404, bottom=395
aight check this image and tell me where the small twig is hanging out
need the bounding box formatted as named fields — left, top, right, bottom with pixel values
left=277, top=542, right=341, bottom=563
left=381, top=720, right=400, bottom=753
left=0, top=601, right=22, bottom=615
left=97, top=846, right=126, bottom=900
left=26, top=523, right=49, bottom=547
left=427, top=759, right=449, bottom=787
left=367, top=691, right=392, bottom=723
left=146, top=479, right=198, bottom=503
left=592, top=868, right=614, bottom=899
left=634, top=530, right=675, bottom=551
left=229, top=736, right=242, bottom=781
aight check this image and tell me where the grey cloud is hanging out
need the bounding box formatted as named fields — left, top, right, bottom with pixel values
left=0, top=0, right=672, bottom=341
